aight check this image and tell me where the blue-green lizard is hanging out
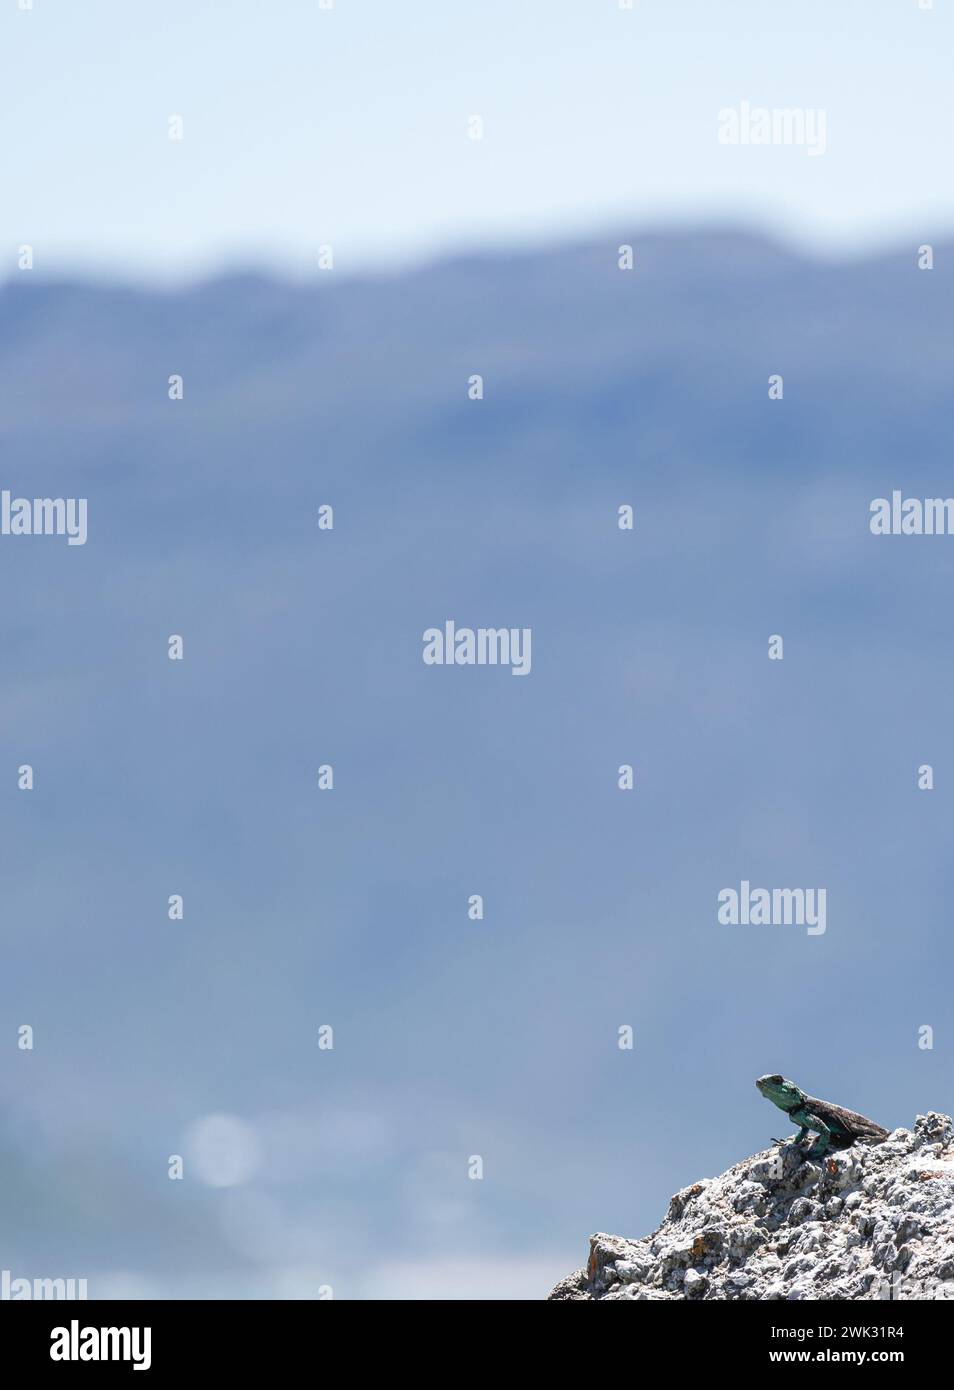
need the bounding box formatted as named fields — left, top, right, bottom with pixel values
left=756, top=1074, right=888, bottom=1158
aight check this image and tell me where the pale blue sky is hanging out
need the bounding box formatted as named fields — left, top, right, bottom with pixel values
left=3, top=0, right=952, bottom=282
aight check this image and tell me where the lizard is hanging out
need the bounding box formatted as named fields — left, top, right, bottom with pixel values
left=756, top=1074, right=889, bottom=1158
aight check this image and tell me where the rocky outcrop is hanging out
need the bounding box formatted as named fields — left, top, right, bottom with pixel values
left=549, top=1112, right=954, bottom=1300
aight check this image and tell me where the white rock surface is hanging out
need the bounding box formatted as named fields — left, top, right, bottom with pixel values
left=548, top=1112, right=954, bottom=1300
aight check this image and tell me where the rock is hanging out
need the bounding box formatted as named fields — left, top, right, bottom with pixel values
left=547, top=1270, right=589, bottom=1300
left=548, top=1113, right=954, bottom=1300
left=614, top=1259, right=651, bottom=1285
left=916, top=1113, right=954, bottom=1146
left=787, top=1198, right=818, bottom=1225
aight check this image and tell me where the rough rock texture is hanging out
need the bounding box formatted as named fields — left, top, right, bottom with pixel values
left=549, top=1112, right=954, bottom=1301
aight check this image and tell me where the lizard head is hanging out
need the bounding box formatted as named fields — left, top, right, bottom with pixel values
left=755, top=1074, right=805, bottom=1111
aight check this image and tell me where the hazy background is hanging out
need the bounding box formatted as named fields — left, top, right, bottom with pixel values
left=1, top=1, right=953, bottom=1299
left=5, top=0, right=954, bottom=278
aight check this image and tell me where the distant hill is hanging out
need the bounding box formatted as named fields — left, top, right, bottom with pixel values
left=1, top=229, right=952, bottom=1299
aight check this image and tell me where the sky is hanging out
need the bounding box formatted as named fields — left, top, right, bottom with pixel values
left=3, top=0, right=954, bottom=283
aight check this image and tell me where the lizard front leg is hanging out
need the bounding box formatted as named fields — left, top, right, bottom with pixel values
left=771, top=1117, right=809, bottom=1146
left=789, top=1106, right=831, bottom=1157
